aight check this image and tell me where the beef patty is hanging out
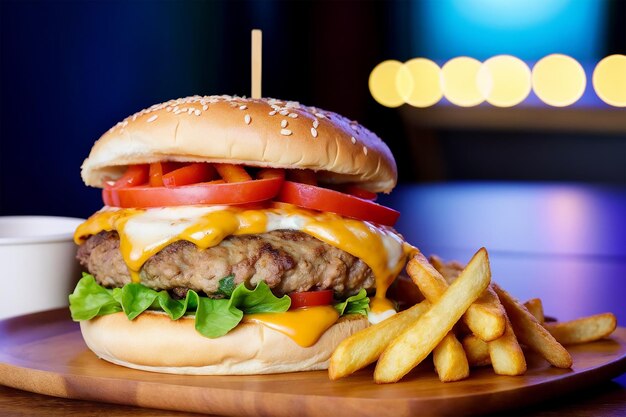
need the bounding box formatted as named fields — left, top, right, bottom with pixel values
left=77, top=230, right=375, bottom=298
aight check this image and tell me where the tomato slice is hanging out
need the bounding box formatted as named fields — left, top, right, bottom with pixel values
left=276, top=181, right=400, bottom=226
left=214, top=164, right=253, bottom=182
left=103, top=177, right=284, bottom=208
left=162, top=163, right=216, bottom=187
left=332, top=184, right=377, bottom=201
left=289, top=290, right=334, bottom=310
left=110, top=165, right=149, bottom=188
left=149, top=162, right=184, bottom=187
left=149, top=163, right=165, bottom=187
left=257, top=168, right=285, bottom=180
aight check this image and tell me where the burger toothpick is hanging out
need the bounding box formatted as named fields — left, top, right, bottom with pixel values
left=251, top=29, right=262, bottom=99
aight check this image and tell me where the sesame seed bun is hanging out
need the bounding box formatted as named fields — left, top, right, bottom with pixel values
left=79, top=311, right=369, bottom=375
left=81, top=95, right=397, bottom=193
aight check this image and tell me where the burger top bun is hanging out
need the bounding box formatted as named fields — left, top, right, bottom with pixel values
left=81, top=95, right=397, bottom=193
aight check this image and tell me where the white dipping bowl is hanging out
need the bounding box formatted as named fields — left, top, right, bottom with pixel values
left=0, top=216, right=85, bottom=320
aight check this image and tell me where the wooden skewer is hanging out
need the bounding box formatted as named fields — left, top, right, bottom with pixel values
left=251, top=29, right=262, bottom=99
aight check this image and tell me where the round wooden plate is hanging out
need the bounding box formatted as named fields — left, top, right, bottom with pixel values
left=0, top=308, right=625, bottom=417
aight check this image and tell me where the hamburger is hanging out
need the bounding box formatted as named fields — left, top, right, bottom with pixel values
left=69, top=95, right=413, bottom=375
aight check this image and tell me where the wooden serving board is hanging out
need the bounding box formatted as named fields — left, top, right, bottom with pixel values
left=0, top=309, right=625, bottom=417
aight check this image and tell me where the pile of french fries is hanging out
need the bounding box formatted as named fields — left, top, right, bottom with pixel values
left=329, top=248, right=617, bottom=384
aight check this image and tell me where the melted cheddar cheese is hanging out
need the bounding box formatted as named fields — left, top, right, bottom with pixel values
left=74, top=204, right=415, bottom=343
left=243, top=306, right=340, bottom=347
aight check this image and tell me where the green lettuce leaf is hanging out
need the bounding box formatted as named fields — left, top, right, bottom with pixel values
left=334, top=289, right=370, bottom=316
left=230, top=280, right=291, bottom=314
left=68, top=273, right=122, bottom=320
left=69, top=274, right=370, bottom=339
left=69, top=274, right=291, bottom=338
left=217, top=275, right=236, bottom=297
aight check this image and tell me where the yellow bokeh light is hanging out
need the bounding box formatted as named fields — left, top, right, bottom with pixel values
left=477, top=55, right=531, bottom=107
left=368, top=60, right=405, bottom=108
left=593, top=54, right=626, bottom=107
left=441, top=57, right=484, bottom=107
left=532, top=54, right=586, bottom=107
left=398, top=58, right=442, bottom=108
left=395, top=64, right=413, bottom=104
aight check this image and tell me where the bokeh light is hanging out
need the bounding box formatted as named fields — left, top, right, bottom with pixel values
left=368, top=60, right=405, bottom=108
left=441, top=57, right=485, bottom=107
left=370, top=54, right=624, bottom=108
left=399, top=58, right=442, bottom=108
left=592, top=54, right=626, bottom=107
left=477, top=55, right=531, bottom=107
left=532, top=54, right=586, bottom=107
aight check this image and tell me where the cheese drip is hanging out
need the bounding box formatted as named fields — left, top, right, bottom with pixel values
left=74, top=205, right=414, bottom=342
left=243, top=306, right=340, bottom=347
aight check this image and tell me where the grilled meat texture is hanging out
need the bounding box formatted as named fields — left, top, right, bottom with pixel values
left=77, top=231, right=374, bottom=297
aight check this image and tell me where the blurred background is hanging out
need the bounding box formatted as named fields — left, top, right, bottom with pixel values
left=1, top=0, right=625, bottom=219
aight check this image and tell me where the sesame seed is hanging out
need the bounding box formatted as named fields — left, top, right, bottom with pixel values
left=315, top=113, right=326, bottom=119
left=351, top=124, right=358, bottom=131
left=281, top=120, right=288, bottom=128
left=288, top=113, right=298, bottom=118
left=166, top=107, right=172, bottom=112
left=202, top=105, right=208, bottom=111
left=279, top=110, right=289, bottom=116
left=147, top=115, right=158, bottom=123
left=245, top=114, right=251, bottom=124
left=187, top=108, right=194, bottom=115
left=363, top=146, right=368, bottom=155
left=280, top=129, right=292, bottom=136
left=269, top=110, right=277, bottom=116
left=351, top=137, right=356, bottom=144
left=311, top=128, right=318, bottom=138
left=313, top=120, right=319, bottom=128
left=239, top=105, right=247, bottom=110
left=194, top=109, right=201, bottom=116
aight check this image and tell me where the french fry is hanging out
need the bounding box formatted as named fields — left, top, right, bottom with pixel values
left=429, top=255, right=463, bottom=283
left=493, top=284, right=572, bottom=369
left=433, top=332, right=470, bottom=382
left=462, top=334, right=491, bottom=367
left=468, top=286, right=507, bottom=340
left=328, top=301, right=430, bottom=380
left=544, top=313, right=617, bottom=345
left=430, top=255, right=509, bottom=343
left=524, top=298, right=545, bottom=324
left=214, top=163, right=252, bottom=182
left=488, top=313, right=527, bottom=375
left=407, top=251, right=505, bottom=342
left=374, top=248, right=491, bottom=383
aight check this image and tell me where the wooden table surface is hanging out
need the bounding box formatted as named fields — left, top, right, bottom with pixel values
left=1, top=182, right=625, bottom=416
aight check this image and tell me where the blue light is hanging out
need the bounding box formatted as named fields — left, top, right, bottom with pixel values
left=412, top=0, right=607, bottom=61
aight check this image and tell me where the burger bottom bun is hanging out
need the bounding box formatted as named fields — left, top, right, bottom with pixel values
left=80, top=311, right=369, bottom=375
